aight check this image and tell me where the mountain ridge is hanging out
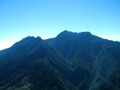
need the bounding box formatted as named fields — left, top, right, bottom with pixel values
left=0, top=30, right=120, bottom=90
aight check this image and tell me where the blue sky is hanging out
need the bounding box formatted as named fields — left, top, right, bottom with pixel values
left=0, top=0, right=120, bottom=50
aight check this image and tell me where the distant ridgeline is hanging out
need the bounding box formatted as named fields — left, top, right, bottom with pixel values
left=0, top=30, right=120, bottom=90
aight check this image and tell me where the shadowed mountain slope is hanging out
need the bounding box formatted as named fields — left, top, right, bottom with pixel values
left=0, top=30, right=120, bottom=90
left=46, top=30, right=120, bottom=90
left=0, top=36, right=75, bottom=90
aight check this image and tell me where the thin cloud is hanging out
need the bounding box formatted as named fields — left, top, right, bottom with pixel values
left=100, top=35, right=120, bottom=41
left=0, top=40, right=18, bottom=50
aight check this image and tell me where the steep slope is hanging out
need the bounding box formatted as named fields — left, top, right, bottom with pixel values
left=46, top=30, right=120, bottom=90
left=0, top=36, right=75, bottom=90
left=0, top=30, right=120, bottom=90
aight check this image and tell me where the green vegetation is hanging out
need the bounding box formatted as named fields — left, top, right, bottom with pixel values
left=0, top=30, right=120, bottom=90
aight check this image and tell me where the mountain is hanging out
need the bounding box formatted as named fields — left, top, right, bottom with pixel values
left=0, top=30, right=120, bottom=90
left=46, top=30, right=120, bottom=90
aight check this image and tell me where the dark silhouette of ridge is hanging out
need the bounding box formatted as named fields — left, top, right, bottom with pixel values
left=0, top=30, right=120, bottom=90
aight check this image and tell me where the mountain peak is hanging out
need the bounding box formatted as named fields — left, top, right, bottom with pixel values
left=18, top=36, right=42, bottom=44
left=56, top=30, right=93, bottom=41
left=58, top=30, right=92, bottom=36
left=59, top=30, right=73, bottom=34
left=78, top=31, right=92, bottom=38
left=11, top=36, right=42, bottom=49
left=56, top=30, right=77, bottom=38
left=79, top=31, right=91, bottom=35
left=62, top=30, right=69, bottom=33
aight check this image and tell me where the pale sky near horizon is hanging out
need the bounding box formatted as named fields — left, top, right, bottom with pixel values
left=0, top=0, right=120, bottom=50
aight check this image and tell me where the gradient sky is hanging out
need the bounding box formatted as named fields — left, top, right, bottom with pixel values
left=0, top=0, right=120, bottom=50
